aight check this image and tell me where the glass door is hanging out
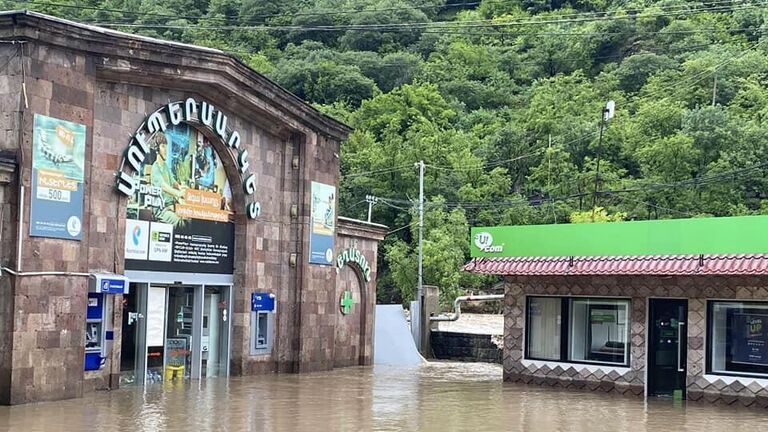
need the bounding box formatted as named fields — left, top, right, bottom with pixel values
left=202, top=285, right=231, bottom=378
left=162, top=286, right=198, bottom=381
left=648, top=299, right=688, bottom=398
left=120, top=282, right=147, bottom=386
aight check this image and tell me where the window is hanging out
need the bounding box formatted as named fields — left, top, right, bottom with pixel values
left=708, top=301, right=768, bottom=378
left=250, top=311, right=274, bottom=355
left=525, top=296, right=630, bottom=367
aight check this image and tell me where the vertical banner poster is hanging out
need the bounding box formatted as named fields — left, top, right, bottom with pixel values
left=309, top=181, right=336, bottom=265
left=30, top=114, right=86, bottom=240
left=124, top=124, right=235, bottom=274
left=731, top=312, right=768, bottom=366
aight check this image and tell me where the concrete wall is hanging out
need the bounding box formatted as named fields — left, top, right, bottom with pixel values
left=431, top=331, right=502, bottom=364
left=503, top=275, right=768, bottom=407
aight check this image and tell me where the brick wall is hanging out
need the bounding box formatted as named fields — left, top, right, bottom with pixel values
left=503, top=275, right=768, bottom=407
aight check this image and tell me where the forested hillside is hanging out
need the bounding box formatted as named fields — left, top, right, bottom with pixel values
left=7, top=0, right=768, bottom=305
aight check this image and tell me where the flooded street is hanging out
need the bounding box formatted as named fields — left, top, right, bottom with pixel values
left=1, top=362, right=766, bottom=432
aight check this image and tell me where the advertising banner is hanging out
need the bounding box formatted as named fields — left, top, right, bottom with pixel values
left=731, top=312, right=768, bottom=366
left=309, top=181, right=336, bottom=265
left=124, top=123, right=235, bottom=274
left=30, top=114, right=86, bottom=240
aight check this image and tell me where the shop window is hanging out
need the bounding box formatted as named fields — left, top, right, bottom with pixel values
left=708, top=301, right=768, bottom=378
left=250, top=311, right=274, bottom=355
left=525, top=296, right=630, bottom=367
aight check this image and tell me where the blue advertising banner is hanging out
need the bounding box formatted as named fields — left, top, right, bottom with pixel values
left=731, top=312, right=768, bottom=366
left=309, top=181, right=336, bottom=265
left=29, top=114, right=86, bottom=240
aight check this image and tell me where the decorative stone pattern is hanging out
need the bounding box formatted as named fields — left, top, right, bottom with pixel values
left=0, top=12, right=392, bottom=405
left=503, top=275, right=768, bottom=406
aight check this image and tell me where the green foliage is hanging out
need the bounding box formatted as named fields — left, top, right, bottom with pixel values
left=30, top=0, right=768, bottom=305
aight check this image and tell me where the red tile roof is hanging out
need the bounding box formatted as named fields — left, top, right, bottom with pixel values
left=463, top=255, right=768, bottom=276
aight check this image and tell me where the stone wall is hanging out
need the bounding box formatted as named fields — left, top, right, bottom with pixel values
left=0, top=11, right=373, bottom=405
left=334, top=218, right=386, bottom=367
left=503, top=275, right=768, bottom=407
left=431, top=331, right=502, bottom=364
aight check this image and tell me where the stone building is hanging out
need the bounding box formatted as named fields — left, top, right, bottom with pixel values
left=466, top=217, right=768, bottom=407
left=0, top=11, right=386, bottom=405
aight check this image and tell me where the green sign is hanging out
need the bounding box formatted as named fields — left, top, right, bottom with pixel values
left=470, top=215, right=768, bottom=258
left=340, top=290, right=354, bottom=315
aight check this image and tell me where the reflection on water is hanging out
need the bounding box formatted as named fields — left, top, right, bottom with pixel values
left=0, top=362, right=766, bottom=432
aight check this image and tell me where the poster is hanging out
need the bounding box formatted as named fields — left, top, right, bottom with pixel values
left=731, top=312, right=768, bottom=366
left=309, top=181, right=336, bottom=265
left=30, top=114, right=86, bottom=240
left=124, top=123, right=235, bottom=274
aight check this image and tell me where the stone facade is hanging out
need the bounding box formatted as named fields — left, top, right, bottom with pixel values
left=0, top=11, right=384, bottom=405
left=503, top=274, right=768, bottom=407
left=333, top=218, right=386, bottom=368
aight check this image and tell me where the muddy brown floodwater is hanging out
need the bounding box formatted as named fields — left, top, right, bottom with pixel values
left=1, top=362, right=766, bottom=431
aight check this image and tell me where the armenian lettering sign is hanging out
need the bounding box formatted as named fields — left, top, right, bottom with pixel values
left=123, top=122, right=235, bottom=274
left=30, top=114, right=86, bottom=240
left=309, top=181, right=336, bottom=265
left=732, top=312, right=768, bottom=366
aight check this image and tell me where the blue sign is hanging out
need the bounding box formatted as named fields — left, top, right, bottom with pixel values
left=89, top=273, right=129, bottom=294
left=29, top=114, right=87, bottom=240
left=251, top=292, right=275, bottom=312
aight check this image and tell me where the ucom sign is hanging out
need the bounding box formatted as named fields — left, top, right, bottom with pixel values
left=474, top=232, right=503, bottom=253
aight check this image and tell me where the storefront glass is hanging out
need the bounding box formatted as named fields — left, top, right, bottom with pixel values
left=708, top=301, right=768, bottom=377
left=525, top=296, right=630, bottom=366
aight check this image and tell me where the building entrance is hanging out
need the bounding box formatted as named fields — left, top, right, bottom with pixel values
left=120, top=281, right=232, bottom=385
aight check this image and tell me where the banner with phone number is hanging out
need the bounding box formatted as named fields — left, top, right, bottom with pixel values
left=30, top=114, right=86, bottom=240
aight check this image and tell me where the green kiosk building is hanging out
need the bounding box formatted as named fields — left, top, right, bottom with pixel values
left=465, top=215, right=768, bottom=407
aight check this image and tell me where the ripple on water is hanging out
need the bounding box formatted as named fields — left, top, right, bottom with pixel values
left=0, top=362, right=764, bottom=432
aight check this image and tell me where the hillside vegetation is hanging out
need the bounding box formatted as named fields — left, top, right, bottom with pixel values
left=8, top=0, right=768, bottom=305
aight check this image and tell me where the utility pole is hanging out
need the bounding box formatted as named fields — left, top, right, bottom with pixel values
left=417, top=160, right=425, bottom=301
left=712, top=74, right=718, bottom=107
left=365, top=194, right=378, bottom=223
left=592, top=100, right=615, bottom=220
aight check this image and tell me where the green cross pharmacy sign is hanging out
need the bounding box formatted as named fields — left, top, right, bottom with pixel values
left=340, top=290, right=354, bottom=315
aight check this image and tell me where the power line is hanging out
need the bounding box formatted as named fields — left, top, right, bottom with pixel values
left=341, top=164, right=414, bottom=179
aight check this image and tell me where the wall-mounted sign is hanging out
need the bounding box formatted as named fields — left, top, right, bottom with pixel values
left=115, top=98, right=261, bottom=219
left=335, top=246, right=371, bottom=282
left=121, top=122, right=235, bottom=274
left=309, top=181, right=336, bottom=265
left=30, top=114, right=86, bottom=240
left=340, top=290, right=354, bottom=315
left=88, top=273, right=129, bottom=294
left=251, top=292, right=275, bottom=312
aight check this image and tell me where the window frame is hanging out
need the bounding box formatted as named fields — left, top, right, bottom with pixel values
left=524, top=295, right=631, bottom=368
left=706, top=300, right=768, bottom=379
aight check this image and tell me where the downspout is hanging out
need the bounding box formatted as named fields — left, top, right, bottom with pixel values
left=430, top=294, right=504, bottom=322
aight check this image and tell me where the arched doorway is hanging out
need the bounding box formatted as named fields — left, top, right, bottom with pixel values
left=118, top=114, right=243, bottom=385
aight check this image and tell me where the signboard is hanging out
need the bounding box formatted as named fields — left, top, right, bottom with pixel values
left=251, top=292, right=275, bottom=312
left=335, top=246, right=372, bottom=282
left=470, top=215, right=768, bottom=258
left=88, top=273, right=129, bottom=294
left=165, top=338, right=188, bottom=367
left=731, top=312, right=768, bottom=366
left=309, top=181, right=336, bottom=265
left=30, top=114, right=86, bottom=240
left=124, top=123, right=235, bottom=274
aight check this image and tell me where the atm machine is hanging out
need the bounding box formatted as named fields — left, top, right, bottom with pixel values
left=85, top=273, right=129, bottom=371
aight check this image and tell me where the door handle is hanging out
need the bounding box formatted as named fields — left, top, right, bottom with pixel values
left=677, top=321, right=686, bottom=372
